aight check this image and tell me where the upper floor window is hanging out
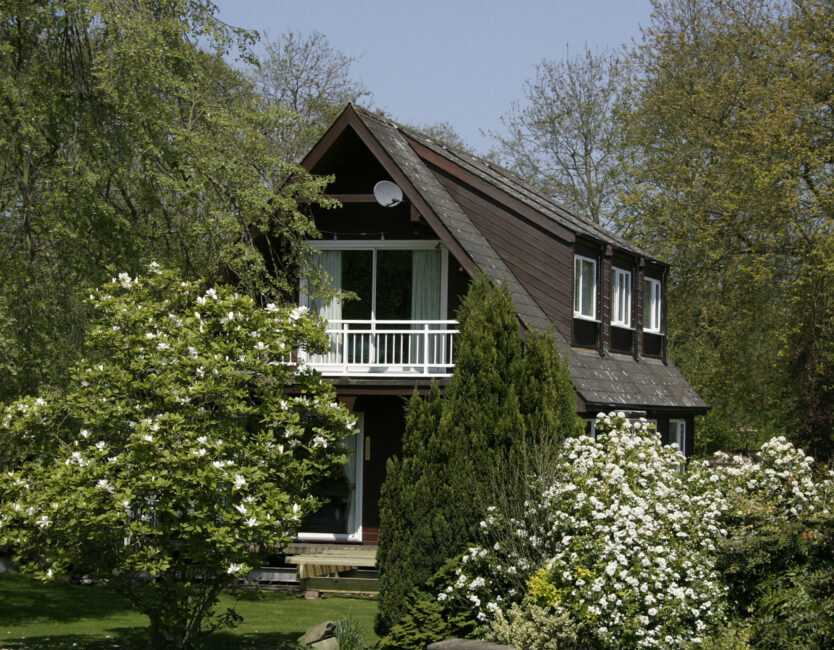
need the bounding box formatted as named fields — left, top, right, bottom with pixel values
left=644, top=277, right=662, bottom=333
left=302, top=241, right=446, bottom=323
left=574, top=255, right=597, bottom=320
left=669, top=418, right=686, bottom=452
left=611, top=267, right=632, bottom=328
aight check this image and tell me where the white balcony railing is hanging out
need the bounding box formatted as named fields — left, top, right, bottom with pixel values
left=305, top=320, right=459, bottom=377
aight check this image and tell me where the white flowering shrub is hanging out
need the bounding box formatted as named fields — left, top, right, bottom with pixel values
left=0, top=265, right=354, bottom=648
left=689, top=436, right=833, bottom=520
left=450, top=412, right=727, bottom=648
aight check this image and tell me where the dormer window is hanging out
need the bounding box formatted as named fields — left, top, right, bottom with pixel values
left=574, top=255, right=597, bottom=320
left=611, top=267, right=632, bottom=328
left=644, top=277, right=662, bottom=333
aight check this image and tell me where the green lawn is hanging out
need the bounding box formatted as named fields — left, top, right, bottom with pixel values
left=0, top=574, right=378, bottom=649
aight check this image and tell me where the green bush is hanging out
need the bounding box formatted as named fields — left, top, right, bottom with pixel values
left=336, top=615, right=369, bottom=650
left=379, top=557, right=476, bottom=650
left=491, top=601, right=580, bottom=650
left=375, top=276, right=579, bottom=635
left=716, top=508, right=834, bottom=649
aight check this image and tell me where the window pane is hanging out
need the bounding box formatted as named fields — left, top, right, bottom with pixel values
left=574, top=258, right=582, bottom=313
left=341, top=250, right=373, bottom=320
left=622, top=274, right=631, bottom=326
left=581, top=260, right=595, bottom=317
left=654, top=282, right=661, bottom=330
left=644, top=278, right=661, bottom=332
left=376, top=250, right=413, bottom=320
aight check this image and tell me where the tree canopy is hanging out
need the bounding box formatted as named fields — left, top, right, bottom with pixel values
left=619, top=0, right=834, bottom=458
left=0, top=0, right=331, bottom=401
left=490, top=47, right=627, bottom=225
left=249, top=30, right=371, bottom=163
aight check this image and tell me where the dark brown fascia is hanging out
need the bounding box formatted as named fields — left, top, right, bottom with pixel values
left=301, top=105, right=479, bottom=279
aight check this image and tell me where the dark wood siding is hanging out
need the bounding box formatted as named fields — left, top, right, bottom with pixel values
left=429, top=167, right=573, bottom=337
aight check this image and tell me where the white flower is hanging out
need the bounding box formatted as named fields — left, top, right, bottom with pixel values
left=96, top=479, right=114, bottom=493
left=245, top=517, right=258, bottom=527
left=290, top=305, right=308, bottom=320
left=227, top=563, right=243, bottom=574
left=233, top=474, right=246, bottom=490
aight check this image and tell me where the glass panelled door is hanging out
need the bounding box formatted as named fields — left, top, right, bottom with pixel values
left=299, top=414, right=364, bottom=541
left=301, top=241, right=453, bottom=376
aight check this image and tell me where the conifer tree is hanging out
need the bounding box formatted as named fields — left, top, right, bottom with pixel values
left=376, top=276, right=579, bottom=635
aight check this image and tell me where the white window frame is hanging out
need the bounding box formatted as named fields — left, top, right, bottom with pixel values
left=611, top=267, right=632, bottom=328
left=669, top=418, right=686, bottom=453
left=300, top=240, right=449, bottom=321
left=644, top=277, right=662, bottom=333
left=573, top=254, right=597, bottom=321
left=298, top=413, right=365, bottom=542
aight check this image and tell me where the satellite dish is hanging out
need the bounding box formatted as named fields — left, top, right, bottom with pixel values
left=373, top=180, right=403, bottom=208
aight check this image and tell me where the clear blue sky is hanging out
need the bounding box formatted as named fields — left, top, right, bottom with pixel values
left=212, top=0, right=654, bottom=155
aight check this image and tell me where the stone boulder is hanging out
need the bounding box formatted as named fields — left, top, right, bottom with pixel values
left=427, top=641, right=515, bottom=650
left=298, top=620, right=337, bottom=645
left=311, top=637, right=340, bottom=650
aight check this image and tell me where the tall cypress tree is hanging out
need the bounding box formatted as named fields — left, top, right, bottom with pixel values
left=376, top=276, right=579, bottom=635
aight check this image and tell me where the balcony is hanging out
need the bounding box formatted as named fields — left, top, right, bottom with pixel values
left=305, top=319, right=459, bottom=377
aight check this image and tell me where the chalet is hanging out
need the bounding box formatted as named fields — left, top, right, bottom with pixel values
left=290, top=104, right=706, bottom=548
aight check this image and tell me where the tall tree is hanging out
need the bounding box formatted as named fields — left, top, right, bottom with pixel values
left=491, top=47, right=627, bottom=225
left=250, top=31, right=371, bottom=162
left=620, top=0, right=834, bottom=458
left=375, top=276, right=580, bottom=636
left=0, top=1, right=330, bottom=401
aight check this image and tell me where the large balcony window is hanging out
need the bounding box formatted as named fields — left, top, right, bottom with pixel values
left=300, top=241, right=458, bottom=376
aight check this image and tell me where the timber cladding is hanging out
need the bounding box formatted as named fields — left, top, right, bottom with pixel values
left=430, top=166, right=573, bottom=335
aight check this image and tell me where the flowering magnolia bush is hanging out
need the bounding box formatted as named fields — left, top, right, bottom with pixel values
left=449, top=413, right=727, bottom=648
left=0, top=265, right=354, bottom=648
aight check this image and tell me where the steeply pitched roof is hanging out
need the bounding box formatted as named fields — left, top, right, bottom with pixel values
left=353, top=105, right=661, bottom=263
left=307, top=104, right=706, bottom=412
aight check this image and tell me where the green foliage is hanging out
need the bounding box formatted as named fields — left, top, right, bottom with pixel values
left=336, top=614, right=370, bottom=650
left=0, top=0, right=331, bottom=401
left=491, top=601, right=579, bottom=650
left=716, top=507, right=834, bottom=648
left=379, top=557, right=477, bottom=650
left=375, top=276, right=579, bottom=635
left=620, top=0, right=834, bottom=459
left=0, top=266, right=354, bottom=648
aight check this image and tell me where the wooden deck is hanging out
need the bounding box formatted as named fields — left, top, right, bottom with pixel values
left=283, top=544, right=378, bottom=593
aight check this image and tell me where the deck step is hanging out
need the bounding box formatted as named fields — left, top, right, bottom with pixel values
left=302, top=575, right=379, bottom=593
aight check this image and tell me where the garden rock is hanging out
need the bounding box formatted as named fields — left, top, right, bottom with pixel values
left=298, top=620, right=337, bottom=645
left=311, top=637, right=340, bottom=650
left=427, top=641, right=515, bottom=650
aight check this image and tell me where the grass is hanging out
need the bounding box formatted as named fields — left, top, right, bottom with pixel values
left=0, top=574, right=379, bottom=649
